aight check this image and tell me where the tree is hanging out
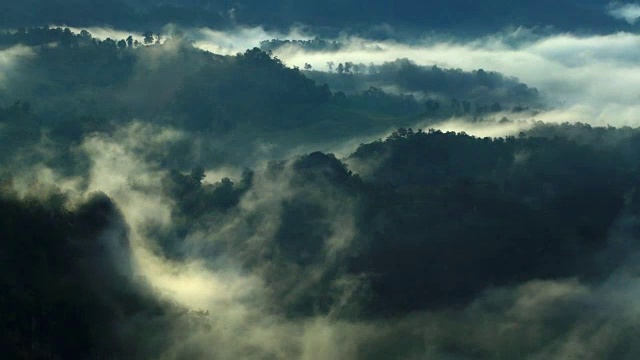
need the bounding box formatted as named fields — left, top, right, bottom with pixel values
left=304, top=63, right=313, bottom=70
left=337, top=63, right=344, bottom=74
left=326, top=61, right=334, bottom=72
left=143, top=31, right=154, bottom=45
left=190, top=166, right=206, bottom=184
left=344, top=62, right=353, bottom=74
left=353, top=63, right=365, bottom=74
left=102, top=38, right=117, bottom=48
left=126, top=35, right=133, bottom=47
left=117, top=39, right=127, bottom=49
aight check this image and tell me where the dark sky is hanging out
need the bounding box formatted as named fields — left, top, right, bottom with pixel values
left=0, top=0, right=634, bottom=37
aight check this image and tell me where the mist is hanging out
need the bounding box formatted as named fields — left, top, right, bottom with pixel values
left=3, top=3, right=640, bottom=359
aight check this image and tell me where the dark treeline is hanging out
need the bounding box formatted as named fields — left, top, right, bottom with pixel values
left=259, top=38, right=344, bottom=53
left=0, top=26, right=173, bottom=51
left=306, top=58, right=541, bottom=112
left=1, top=26, right=136, bottom=48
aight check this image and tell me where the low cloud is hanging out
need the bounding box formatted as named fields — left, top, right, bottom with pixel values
left=0, top=45, right=33, bottom=90
left=609, top=3, right=640, bottom=24
left=426, top=117, right=533, bottom=138
left=193, top=26, right=313, bottom=55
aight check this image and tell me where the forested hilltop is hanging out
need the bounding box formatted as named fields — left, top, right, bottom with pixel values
left=2, top=26, right=640, bottom=359
left=0, top=27, right=540, bottom=167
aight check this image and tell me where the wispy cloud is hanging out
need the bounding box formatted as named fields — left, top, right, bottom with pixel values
left=608, top=2, right=640, bottom=24
left=0, top=45, right=33, bottom=89
left=192, top=26, right=313, bottom=55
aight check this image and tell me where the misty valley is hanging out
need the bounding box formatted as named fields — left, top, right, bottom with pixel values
left=3, top=2, right=640, bottom=358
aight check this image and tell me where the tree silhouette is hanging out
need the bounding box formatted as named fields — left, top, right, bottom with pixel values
left=143, top=31, right=154, bottom=44
left=327, top=61, right=334, bottom=72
